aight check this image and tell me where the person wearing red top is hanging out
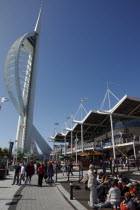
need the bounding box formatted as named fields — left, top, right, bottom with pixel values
left=38, top=164, right=44, bottom=187
left=128, top=185, right=135, bottom=197
left=25, top=162, right=35, bottom=186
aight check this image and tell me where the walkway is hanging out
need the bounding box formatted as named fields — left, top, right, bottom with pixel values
left=0, top=172, right=74, bottom=210
left=0, top=172, right=20, bottom=210
left=1, top=167, right=139, bottom=210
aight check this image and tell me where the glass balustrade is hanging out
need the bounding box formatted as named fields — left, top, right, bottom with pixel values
left=58, top=136, right=140, bottom=154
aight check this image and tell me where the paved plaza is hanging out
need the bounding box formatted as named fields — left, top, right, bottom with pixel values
left=0, top=167, right=139, bottom=210
left=0, top=171, right=80, bottom=210
left=0, top=172, right=20, bottom=210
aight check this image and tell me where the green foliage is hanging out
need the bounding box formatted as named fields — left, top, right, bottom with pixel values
left=0, top=147, right=11, bottom=160
left=30, top=155, right=35, bottom=161
left=17, top=152, right=25, bottom=160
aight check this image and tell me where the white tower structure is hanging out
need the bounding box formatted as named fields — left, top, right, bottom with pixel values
left=4, top=7, right=52, bottom=157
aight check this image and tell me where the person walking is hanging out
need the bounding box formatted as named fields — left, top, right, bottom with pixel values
left=18, top=163, right=25, bottom=185
left=36, top=161, right=40, bottom=174
left=47, top=162, right=54, bottom=183
left=61, top=162, right=66, bottom=176
left=87, top=164, right=97, bottom=208
left=12, top=162, right=21, bottom=185
left=43, top=162, right=48, bottom=183
left=112, top=158, right=116, bottom=174
left=24, top=161, right=35, bottom=186
left=68, top=161, right=73, bottom=176
left=38, top=164, right=44, bottom=187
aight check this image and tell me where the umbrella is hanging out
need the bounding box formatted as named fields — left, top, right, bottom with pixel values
left=78, top=151, right=104, bottom=156
left=92, top=151, right=103, bottom=156
left=80, top=151, right=104, bottom=156
left=79, top=152, right=90, bottom=156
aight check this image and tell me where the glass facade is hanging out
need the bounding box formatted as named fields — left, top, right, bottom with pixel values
left=114, top=119, right=140, bottom=130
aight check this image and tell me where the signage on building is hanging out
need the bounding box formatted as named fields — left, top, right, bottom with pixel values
left=95, top=147, right=103, bottom=151
left=9, top=142, right=14, bottom=154
left=102, top=142, right=112, bottom=146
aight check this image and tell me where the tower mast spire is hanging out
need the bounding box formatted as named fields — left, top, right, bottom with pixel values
left=34, top=4, right=43, bottom=33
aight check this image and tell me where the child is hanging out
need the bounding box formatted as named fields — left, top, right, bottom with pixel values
left=120, top=192, right=135, bottom=210
left=108, top=181, right=121, bottom=210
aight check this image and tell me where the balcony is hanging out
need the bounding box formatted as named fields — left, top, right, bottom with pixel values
left=60, top=137, right=140, bottom=155
left=103, top=138, right=140, bottom=149
left=62, top=142, right=102, bottom=154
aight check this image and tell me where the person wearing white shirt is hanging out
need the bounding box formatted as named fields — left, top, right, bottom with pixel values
left=88, top=164, right=97, bottom=208
left=18, top=163, right=25, bottom=185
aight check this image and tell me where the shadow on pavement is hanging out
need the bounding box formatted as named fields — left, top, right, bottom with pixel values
left=6, top=201, right=17, bottom=206
left=7, top=185, right=24, bottom=209
left=0, top=187, right=11, bottom=188
left=5, top=178, right=13, bottom=180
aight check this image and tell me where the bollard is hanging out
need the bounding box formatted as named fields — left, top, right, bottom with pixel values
left=82, top=166, right=83, bottom=177
left=55, top=166, right=57, bottom=182
left=68, top=170, right=70, bottom=182
left=79, top=165, right=80, bottom=181
left=70, top=181, right=73, bottom=200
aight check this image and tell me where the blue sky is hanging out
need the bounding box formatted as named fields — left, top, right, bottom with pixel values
left=0, top=0, right=140, bottom=149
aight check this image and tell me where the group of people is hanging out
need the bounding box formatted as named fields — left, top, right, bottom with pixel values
left=12, top=161, right=55, bottom=187
left=87, top=164, right=140, bottom=209
left=12, top=160, right=74, bottom=187
left=11, top=159, right=140, bottom=209
left=12, top=161, right=35, bottom=186
left=58, top=161, right=73, bottom=176
left=109, top=157, right=130, bottom=173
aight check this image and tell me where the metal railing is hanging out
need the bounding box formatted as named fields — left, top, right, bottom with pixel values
left=61, top=138, right=140, bottom=154
left=54, top=165, right=83, bottom=182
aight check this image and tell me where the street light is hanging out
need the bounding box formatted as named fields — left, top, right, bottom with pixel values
left=80, top=98, right=88, bottom=152
left=75, top=136, right=78, bottom=167
left=66, top=115, right=73, bottom=155
left=13, top=140, right=18, bottom=163
left=0, top=96, right=9, bottom=109
left=53, top=123, right=59, bottom=160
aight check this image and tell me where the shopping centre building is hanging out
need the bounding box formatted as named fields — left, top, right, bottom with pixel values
left=51, top=95, right=140, bottom=160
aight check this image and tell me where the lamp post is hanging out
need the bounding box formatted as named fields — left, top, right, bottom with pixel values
left=14, top=140, right=18, bottom=163
left=0, top=96, right=9, bottom=109
left=75, top=136, right=78, bottom=166
left=66, top=115, right=73, bottom=155
left=110, top=114, right=116, bottom=159
left=48, top=138, right=54, bottom=161
left=0, top=96, right=10, bottom=164
left=64, top=135, right=66, bottom=156
left=53, top=123, right=59, bottom=160
left=133, top=136, right=136, bottom=159
left=80, top=98, right=88, bottom=152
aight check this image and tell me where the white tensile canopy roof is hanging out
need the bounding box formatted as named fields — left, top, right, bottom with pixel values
left=54, top=95, right=140, bottom=143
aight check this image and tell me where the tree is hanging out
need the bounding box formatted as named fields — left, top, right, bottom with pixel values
left=0, top=147, right=4, bottom=159
left=0, top=147, right=12, bottom=160
left=17, top=152, right=25, bottom=160
left=3, top=148, right=9, bottom=157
